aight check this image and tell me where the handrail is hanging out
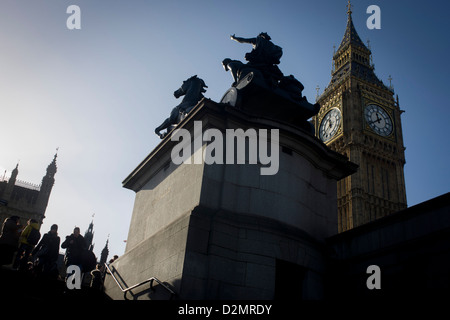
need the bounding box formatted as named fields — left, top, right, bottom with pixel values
left=104, top=263, right=175, bottom=299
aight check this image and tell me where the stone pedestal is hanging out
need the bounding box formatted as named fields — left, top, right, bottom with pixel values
left=104, top=98, right=357, bottom=300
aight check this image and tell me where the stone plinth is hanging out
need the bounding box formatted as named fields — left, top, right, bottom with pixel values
left=104, top=98, right=357, bottom=300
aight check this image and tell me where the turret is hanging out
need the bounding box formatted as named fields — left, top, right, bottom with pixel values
left=85, top=220, right=95, bottom=251
left=3, top=163, right=19, bottom=201
left=100, top=237, right=109, bottom=265
left=36, top=153, right=57, bottom=216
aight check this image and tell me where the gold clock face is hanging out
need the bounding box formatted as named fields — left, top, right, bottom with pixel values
left=365, top=104, right=393, bottom=136
left=319, top=108, right=341, bottom=142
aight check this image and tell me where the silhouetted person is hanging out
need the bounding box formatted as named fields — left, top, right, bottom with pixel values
left=61, top=227, right=87, bottom=272
left=0, top=216, right=21, bottom=266
left=32, top=224, right=60, bottom=278
left=90, top=263, right=105, bottom=291
left=13, top=219, right=40, bottom=271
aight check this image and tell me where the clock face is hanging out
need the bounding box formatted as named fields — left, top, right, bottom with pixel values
left=365, top=104, right=393, bottom=136
left=319, top=108, right=342, bottom=142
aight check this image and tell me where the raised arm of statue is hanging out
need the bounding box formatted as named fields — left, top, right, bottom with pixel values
left=230, top=34, right=257, bottom=45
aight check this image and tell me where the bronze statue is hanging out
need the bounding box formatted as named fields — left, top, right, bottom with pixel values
left=155, top=75, right=207, bottom=139
left=221, top=32, right=320, bottom=134
left=230, top=32, right=282, bottom=66
left=227, top=32, right=283, bottom=86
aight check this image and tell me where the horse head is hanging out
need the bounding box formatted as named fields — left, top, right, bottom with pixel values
left=155, top=76, right=207, bottom=139
left=174, top=75, right=207, bottom=100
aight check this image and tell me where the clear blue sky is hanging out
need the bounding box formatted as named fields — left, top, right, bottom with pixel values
left=0, top=0, right=448, bottom=260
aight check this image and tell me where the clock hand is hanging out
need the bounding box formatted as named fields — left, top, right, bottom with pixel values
left=376, top=113, right=382, bottom=123
left=368, top=114, right=382, bottom=125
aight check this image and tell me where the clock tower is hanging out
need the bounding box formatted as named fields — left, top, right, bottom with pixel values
left=313, top=3, right=407, bottom=232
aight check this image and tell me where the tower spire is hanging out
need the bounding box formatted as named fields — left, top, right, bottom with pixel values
left=388, top=75, right=394, bottom=92
left=36, top=151, right=58, bottom=215
left=347, top=0, right=352, bottom=18
left=335, top=1, right=367, bottom=55
left=46, top=152, right=57, bottom=178
left=12, top=162, right=19, bottom=178
left=100, top=235, right=110, bottom=265
left=85, top=219, right=95, bottom=251
left=328, top=0, right=385, bottom=88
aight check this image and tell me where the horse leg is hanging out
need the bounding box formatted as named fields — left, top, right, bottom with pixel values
left=222, top=59, right=243, bottom=85
left=169, top=107, right=181, bottom=124
left=155, top=117, right=171, bottom=137
left=155, top=106, right=182, bottom=138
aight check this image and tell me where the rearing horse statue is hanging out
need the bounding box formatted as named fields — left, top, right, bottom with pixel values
left=155, top=75, right=207, bottom=139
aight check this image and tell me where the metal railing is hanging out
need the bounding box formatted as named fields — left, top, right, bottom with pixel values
left=104, top=263, right=175, bottom=299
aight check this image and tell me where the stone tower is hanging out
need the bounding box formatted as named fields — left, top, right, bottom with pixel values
left=313, top=3, right=407, bottom=232
left=36, top=153, right=58, bottom=215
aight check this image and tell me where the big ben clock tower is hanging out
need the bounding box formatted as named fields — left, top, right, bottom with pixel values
left=313, top=2, right=407, bottom=232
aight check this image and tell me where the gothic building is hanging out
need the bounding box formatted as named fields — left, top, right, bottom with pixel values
left=0, top=153, right=58, bottom=229
left=313, top=4, right=407, bottom=232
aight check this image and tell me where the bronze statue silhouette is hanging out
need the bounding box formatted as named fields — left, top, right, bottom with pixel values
left=155, top=75, right=207, bottom=139
left=227, top=33, right=284, bottom=86
left=230, top=32, right=282, bottom=65
left=221, top=32, right=320, bottom=134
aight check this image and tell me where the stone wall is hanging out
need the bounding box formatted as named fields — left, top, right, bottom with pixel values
left=326, top=192, right=450, bottom=301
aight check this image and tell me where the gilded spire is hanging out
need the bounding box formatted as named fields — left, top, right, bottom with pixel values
left=326, top=1, right=386, bottom=92
left=336, top=1, right=368, bottom=54
left=388, top=75, right=394, bottom=91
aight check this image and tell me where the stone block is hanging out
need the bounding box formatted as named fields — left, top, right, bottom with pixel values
left=180, top=275, right=207, bottom=299
left=245, top=262, right=275, bottom=290
left=185, top=226, right=210, bottom=254
left=209, top=255, right=246, bottom=286
left=182, top=251, right=209, bottom=279
left=221, top=182, right=252, bottom=214
left=237, top=252, right=275, bottom=267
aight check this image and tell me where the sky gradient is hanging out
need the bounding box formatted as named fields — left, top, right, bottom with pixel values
left=1, top=0, right=448, bottom=260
